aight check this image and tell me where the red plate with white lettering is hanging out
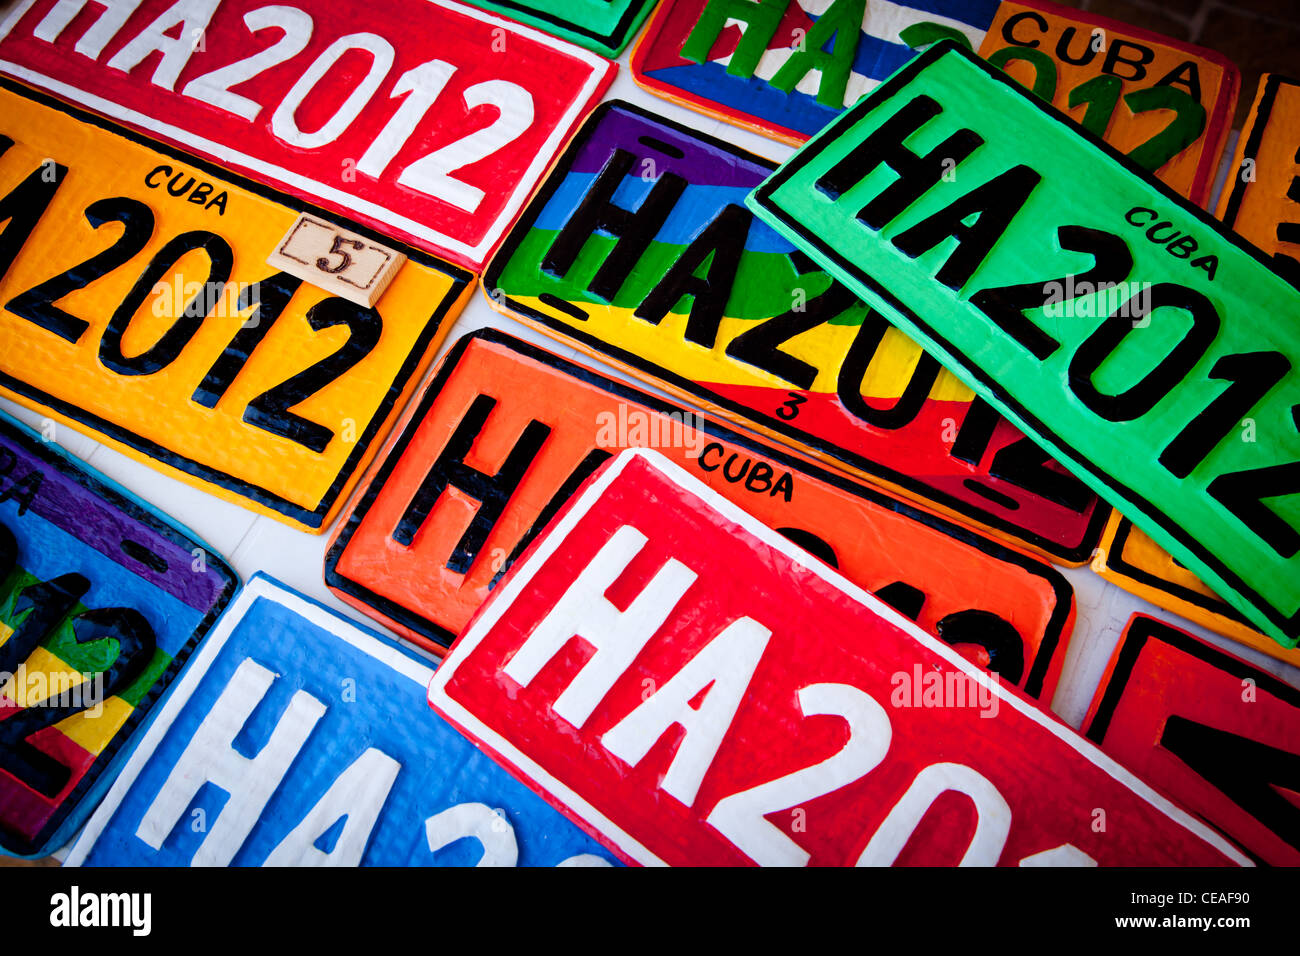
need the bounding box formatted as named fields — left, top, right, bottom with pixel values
left=429, top=448, right=1250, bottom=866
left=0, top=0, right=615, bottom=271
left=1084, top=614, right=1299, bottom=866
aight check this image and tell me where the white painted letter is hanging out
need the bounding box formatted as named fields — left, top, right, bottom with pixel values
left=33, top=0, right=144, bottom=59
left=263, top=747, right=400, bottom=866
left=503, top=525, right=696, bottom=728
left=135, top=658, right=326, bottom=866
left=424, top=803, right=517, bottom=867
left=106, top=0, right=221, bottom=90
left=856, top=762, right=1010, bottom=866
left=602, top=617, right=770, bottom=807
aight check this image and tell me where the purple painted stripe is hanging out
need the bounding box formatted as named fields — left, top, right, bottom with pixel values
left=1, top=433, right=225, bottom=612
left=568, top=105, right=773, bottom=188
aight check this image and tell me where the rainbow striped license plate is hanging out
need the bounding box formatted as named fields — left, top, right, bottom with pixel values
left=484, top=100, right=1109, bottom=563
left=0, top=413, right=236, bottom=858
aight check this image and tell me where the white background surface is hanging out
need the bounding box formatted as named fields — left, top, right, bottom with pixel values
left=4, top=39, right=1296, bottom=800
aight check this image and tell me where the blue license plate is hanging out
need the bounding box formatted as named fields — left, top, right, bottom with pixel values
left=65, top=574, right=620, bottom=867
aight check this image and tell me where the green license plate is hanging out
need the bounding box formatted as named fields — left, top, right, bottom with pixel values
left=748, top=41, right=1300, bottom=648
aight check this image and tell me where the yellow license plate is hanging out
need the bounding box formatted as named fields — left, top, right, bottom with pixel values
left=0, top=80, right=472, bottom=532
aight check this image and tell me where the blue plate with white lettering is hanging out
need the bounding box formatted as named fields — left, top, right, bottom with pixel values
left=64, top=574, right=618, bottom=867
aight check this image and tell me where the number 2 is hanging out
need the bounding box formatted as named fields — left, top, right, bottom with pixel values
left=181, top=6, right=314, bottom=121
left=359, top=60, right=534, bottom=213
left=241, top=296, right=382, bottom=453
left=706, top=683, right=891, bottom=866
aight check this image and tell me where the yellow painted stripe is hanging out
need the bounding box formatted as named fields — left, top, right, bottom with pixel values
left=0, top=647, right=86, bottom=707
left=512, top=295, right=975, bottom=400
left=0, top=647, right=132, bottom=755
left=56, top=695, right=132, bottom=756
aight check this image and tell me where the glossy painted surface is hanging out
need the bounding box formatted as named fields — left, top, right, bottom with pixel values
left=429, top=448, right=1249, bottom=866
left=65, top=575, right=619, bottom=867
left=1218, top=74, right=1300, bottom=282
left=0, top=81, right=473, bottom=532
left=749, top=42, right=1300, bottom=647
left=326, top=330, right=1076, bottom=706
left=632, top=0, right=1000, bottom=143
left=467, top=0, right=657, bottom=57
left=0, top=0, right=616, bottom=270
left=1093, top=74, right=1300, bottom=656
left=1085, top=614, right=1298, bottom=866
left=1094, top=514, right=1300, bottom=669
left=0, top=413, right=237, bottom=858
left=485, top=99, right=1109, bottom=563
left=978, top=0, right=1238, bottom=207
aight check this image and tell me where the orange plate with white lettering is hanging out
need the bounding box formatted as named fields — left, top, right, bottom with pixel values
left=1085, top=614, right=1299, bottom=865
left=324, top=329, right=1076, bottom=705
left=0, top=80, right=472, bottom=532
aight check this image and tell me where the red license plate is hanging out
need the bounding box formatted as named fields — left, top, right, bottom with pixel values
left=429, top=448, right=1249, bottom=866
left=1085, top=614, right=1299, bottom=866
left=0, top=0, right=615, bottom=270
left=325, top=331, right=1076, bottom=705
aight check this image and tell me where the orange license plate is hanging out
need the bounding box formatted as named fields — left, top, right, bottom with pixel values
left=978, top=0, right=1237, bottom=206
left=1218, top=74, right=1300, bottom=280
left=1094, top=514, right=1300, bottom=668
left=325, top=329, right=1077, bottom=705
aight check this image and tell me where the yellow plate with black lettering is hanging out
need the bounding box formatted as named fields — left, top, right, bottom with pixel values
left=0, top=80, right=473, bottom=532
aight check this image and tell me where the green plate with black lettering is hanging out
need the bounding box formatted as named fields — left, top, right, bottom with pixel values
left=748, top=40, right=1300, bottom=648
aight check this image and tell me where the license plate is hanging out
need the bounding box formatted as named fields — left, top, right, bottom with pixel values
left=977, top=0, right=1237, bottom=207
left=631, top=0, right=1001, bottom=144
left=1094, top=514, right=1300, bottom=668
left=0, top=413, right=238, bottom=858
left=484, top=100, right=1108, bottom=562
left=0, top=0, right=615, bottom=271
left=1217, top=74, right=1300, bottom=276
left=64, top=575, right=620, bottom=867
left=428, top=448, right=1249, bottom=866
left=468, top=0, right=657, bottom=57
left=0, top=82, right=473, bottom=532
left=748, top=42, right=1300, bottom=648
left=1090, top=73, right=1300, bottom=666
left=326, top=329, right=1077, bottom=704
left=1084, top=614, right=1298, bottom=866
